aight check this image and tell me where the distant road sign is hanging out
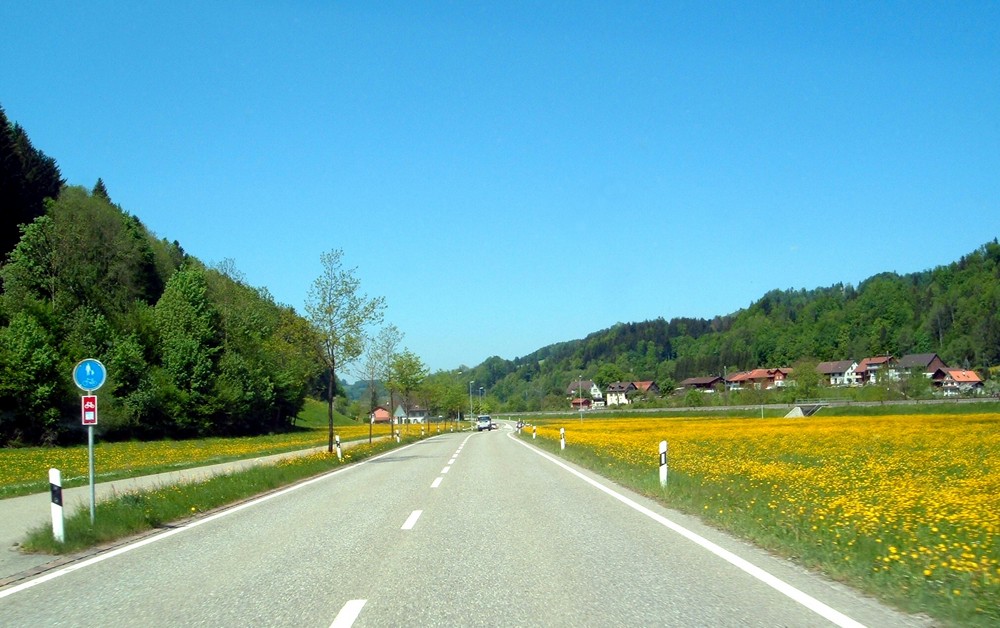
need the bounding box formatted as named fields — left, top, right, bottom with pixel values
left=73, top=359, right=107, bottom=392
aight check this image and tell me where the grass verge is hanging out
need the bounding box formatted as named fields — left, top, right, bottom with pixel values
left=517, top=414, right=1000, bottom=628
left=19, top=435, right=413, bottom=555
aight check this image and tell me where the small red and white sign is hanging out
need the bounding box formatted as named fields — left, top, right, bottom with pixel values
left=82, top=395, right=98, bottom=425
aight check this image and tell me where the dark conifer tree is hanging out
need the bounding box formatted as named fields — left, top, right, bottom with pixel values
left=92, top=177, right=110, bottom=202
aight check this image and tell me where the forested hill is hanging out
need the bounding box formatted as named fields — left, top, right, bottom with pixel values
left=466, top=241, right=1000, bottom=408
left=1, top=109, right=324, bottom=446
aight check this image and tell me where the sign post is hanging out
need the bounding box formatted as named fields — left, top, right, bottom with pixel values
left=73, top=359, right=106, bottom=525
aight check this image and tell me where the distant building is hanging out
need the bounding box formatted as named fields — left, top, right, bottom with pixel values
left=566, top=379, right=603, bottom=401
left=605, top=381, right=637, bottom=406
left=896, top=353, right=948, bottom=377
left=727, top=368, right=793, bottom=390
left=855, top=356, right=897, bottom=384
left=933, top=368, right=984, bottom=395
left=369, top=405, right=391, bottom=423
left=816, top=360, right=859, bottom=387
left=678, top=376, right=724, bottom=391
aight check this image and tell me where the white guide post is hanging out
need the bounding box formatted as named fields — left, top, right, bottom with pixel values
left=659, top=440, right=668, bottom=488
left=560, top=428, right=566, bottom=450
left=49, top=468, right=64, bottom=543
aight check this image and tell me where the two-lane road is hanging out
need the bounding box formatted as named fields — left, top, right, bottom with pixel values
left=0, top=426, right=931, bottom=627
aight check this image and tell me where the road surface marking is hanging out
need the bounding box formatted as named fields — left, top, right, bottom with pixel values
left=431, top=477, right=443, bottom=488
left=330, top=599, right=367, bottom=628
left=448, top=457, right=457, bottom=465
left=402, top=510, right=423, bottom=530
left=441, top=466, right=450, bottom=474
left=0, top=440, right=429, bottom=600
left=508, top=433, right=866, bottom=628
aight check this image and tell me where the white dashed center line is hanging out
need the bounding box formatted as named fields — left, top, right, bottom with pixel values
left=402, top=510, right=422, bottom=530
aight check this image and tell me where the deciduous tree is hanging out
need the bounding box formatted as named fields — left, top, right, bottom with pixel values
left=305, top=250, right=384, bottom=452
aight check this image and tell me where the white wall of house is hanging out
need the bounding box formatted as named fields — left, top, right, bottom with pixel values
left=606, top=392, right=630, bottom=406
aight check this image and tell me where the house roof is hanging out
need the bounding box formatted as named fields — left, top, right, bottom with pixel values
left=566, top=379, right=596, bottom=394
left=945, top=368, right=982, bottom=383
left=898, top=353, right=945, bottom=369
left=728, top=368, right=791, bottom=382
left=634, top=381, right=657, bottom=392
left=816, top=360, right=856, bottom=374
left=679, top=376, right=722, bottom=385
left=856, top=356, right=896, bottom=372
left=606, top=381, right=636, bottom=393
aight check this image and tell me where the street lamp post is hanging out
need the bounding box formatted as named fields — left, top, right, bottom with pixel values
left=469, top=380, right=474, bottom=421
left=479, top=386, right=484, bottom=413
left=579, top=375, right=584, bottom=422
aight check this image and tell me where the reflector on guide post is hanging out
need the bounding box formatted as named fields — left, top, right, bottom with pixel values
left=82, top=395, right=98, bottom=425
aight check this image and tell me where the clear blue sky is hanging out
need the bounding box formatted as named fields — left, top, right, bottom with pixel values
left=3, top=2, right=999, bottom=373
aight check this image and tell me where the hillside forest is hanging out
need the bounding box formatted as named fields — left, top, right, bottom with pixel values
left=3, top=105, right=1000, bottom=446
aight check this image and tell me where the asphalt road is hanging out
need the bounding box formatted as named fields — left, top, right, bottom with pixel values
left=0, top=423, right=934, bottom=627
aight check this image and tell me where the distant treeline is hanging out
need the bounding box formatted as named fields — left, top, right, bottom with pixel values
left=1, top=108, right=324, bottom=446
left=463, top=242, right=1000, bottom=412
left=5, top=104, right=999, bottom=437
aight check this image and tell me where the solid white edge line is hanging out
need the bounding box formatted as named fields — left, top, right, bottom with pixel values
left=0, top=439, right=432, bottom=600
left=506, top=433, right=866, bottom=628
left=401, top=510, right=423, bottom=530
left=431, top=477, right=443, bottom=488
left=329, top=598, right=367, bottom=628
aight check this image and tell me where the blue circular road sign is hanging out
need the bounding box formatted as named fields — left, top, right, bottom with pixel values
left=73, top=359, right=107, bottom=392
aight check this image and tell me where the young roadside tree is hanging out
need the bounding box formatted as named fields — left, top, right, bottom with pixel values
left=356, top=324, right=402, bottom=442
left=305, top=250, right=385, bottom=453
left=388, top=349, right=427, bottom=429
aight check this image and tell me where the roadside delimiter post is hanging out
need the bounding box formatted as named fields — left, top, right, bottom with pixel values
left=49, top=468, right=64, bottom=543
left=659, top=440, right=668, bottom=488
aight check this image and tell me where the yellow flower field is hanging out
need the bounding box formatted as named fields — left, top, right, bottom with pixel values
left=530, top=414, right=1000, bottom=622
left=0, top=423, right=395, bottom=497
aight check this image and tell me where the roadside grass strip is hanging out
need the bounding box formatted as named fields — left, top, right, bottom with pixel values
left=519, top=413, right=1000, bottom=627
left=17, top=435, right=417, bottom=555
left=1, top=438, right=431, bottom=601
left=0, top=424, right=395, bottom=499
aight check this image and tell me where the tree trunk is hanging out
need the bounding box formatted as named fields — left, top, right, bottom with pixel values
left=327, top=365, right=335, bottom=453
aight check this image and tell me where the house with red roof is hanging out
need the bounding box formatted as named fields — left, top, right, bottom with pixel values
left=369, top=405, right=391, bottom=423
left=727, top=368, right=793, bottom=390
left=855, top=356, right=898, bottom=384
left=933, top=368, right=984, bottom=395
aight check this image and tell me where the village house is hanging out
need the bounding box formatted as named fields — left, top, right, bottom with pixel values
left=855, top=356, right=898, bottom=384
left=816, top=360, right=860, bottom=387
left=727, top=368, right=793, bottom=390
left=369, top=405, right=391, bottom=423
left=605, top=381, right=637, bottom=406
left=565, top=379, right=604, bottom=401
left=895, top=353, right=949, bottom=377
left=393, top=403, right=429, bottom=424
left=678, top=375, right=724, bottom=392
left=633, top=381, right=660, bottom=395
left=933, top=368, right=984, bottom=395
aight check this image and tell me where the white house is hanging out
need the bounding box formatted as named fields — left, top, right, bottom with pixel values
left=816, top=360, right=859, bottom=387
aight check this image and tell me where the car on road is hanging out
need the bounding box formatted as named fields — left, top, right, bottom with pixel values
left=476, top=415, right=492, bottom=431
